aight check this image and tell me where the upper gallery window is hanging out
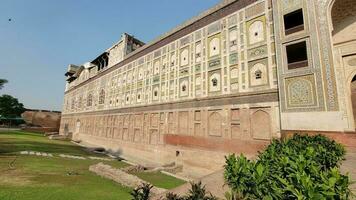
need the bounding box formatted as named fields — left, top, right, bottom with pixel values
left=180, top=80, right=189, bottom=97
left=209, top=37, right=220, bottom=57
left=250, top=63, right=267, bottom=86
left=180, top=49, right=189, bottom=66
left=138, top=68, right=143, bottom=80
left=229, top=29, right=238, bottom=51
left=284, top=9, right=304, bottom=35
left=209, top=73, right=220, bottom=92
left=137, top=94, right=141, bottom=100
left=286, top=41, right=308, bottom=70
left=153, top=88, right=159, bottom=100
left=98, top=89, right=105, bottom=105
left=249, top=20, right=264, bottom=45
left=195, top=42, right=202, bottom=62
left=154, top=61, right=160, bottom=75
left=171, top=54, right=176, bottom=67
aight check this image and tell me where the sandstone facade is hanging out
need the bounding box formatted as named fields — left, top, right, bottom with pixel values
left=59, top=0, right=356, bottom=177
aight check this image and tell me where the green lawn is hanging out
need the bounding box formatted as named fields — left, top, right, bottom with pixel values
left=0, top=131, right=185, bottom=200
left=132, top=171, right=186, bottom=189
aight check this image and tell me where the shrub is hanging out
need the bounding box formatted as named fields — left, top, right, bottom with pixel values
left=259, top=134, right=346, bottom=170
left=224, top=134, right=352, bottom=199
left=131, top=183, right=153, bottom=200
left=130, top=182, right=217, bottom=200
left=165, top=192, right=184, bottom=200
left=184, top=181, right=218, bottom=200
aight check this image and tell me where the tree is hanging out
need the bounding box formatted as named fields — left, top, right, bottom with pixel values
left=0, top=79, right=8, bottom=90
left=0, top=94, right=25, bottom=118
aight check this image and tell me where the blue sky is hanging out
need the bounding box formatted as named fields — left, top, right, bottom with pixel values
left=0, top=0, right=219, bottom=111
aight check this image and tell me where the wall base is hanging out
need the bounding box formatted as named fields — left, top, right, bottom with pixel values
left=77, top=134, right=269, bottom=179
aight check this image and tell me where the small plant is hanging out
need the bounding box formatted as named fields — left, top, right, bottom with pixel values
left=163, top=182, right=217, bottom=200
left=165, top=192, right=184, bottom=200
left=131, top=183, right=153, bottom=200
left=184, top=181, right=218, bottom=200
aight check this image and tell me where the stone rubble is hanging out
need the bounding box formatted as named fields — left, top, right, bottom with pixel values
left=88, top=156, right=114, bottom=161
left=89, top=162, right=166, bottom=195
left=20, top=151, right=53, bottom=157
left=59, top=154, right=86, bottom=160
left=19, top=151, right=118, bottom=161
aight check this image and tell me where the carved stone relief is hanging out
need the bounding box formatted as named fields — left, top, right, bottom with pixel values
left=285, top=75, right=317, bottom=108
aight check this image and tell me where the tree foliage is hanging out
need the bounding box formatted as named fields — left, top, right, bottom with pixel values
left=0, top=79, right=8, bottom=90
left=224, top=134, right=352, bottom=200
left=0, top=94, right=25, bottom=117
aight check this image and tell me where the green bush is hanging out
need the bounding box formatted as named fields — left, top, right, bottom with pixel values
left=224, top=134, right=352, bottom=199
left=130, top=181, right=217, bottom=200
left=165, top=192, right=184, bottom=200
left=259, top=134, right=346, bottom=170
left=131, top=183, right=153, bottom=200
left=184, top=181, right=217, bottom=200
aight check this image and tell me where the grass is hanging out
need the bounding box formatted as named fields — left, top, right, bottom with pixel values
left=0, top=131, right=185, bottom=200
left=132, top=171, right=186, bottom=189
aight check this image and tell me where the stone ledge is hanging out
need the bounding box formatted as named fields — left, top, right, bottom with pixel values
left=89, top=162, right=166, bottom=195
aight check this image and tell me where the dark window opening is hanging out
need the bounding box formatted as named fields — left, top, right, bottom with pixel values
left=286, top=41, right=308, bottom=70
left=352, top=76, right=356, bottom=82
left=255, top=70, right=262, bottom=79
left=154, top=91, right=158, bottom=97
left=212, top=78, right=218, bottom=87
left=182, top=85, right=187, bottom=92
left=284, top=9, right=304, bottom=35
left=137, top=94, right=141, bottom=100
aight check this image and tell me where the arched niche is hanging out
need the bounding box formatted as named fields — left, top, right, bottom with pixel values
left=330, top=0, right=356, bottom=44
left=351, top=75, right=356, bottom=130
left=208, top=111, right=223, bottom=137
left=251, top=110, right=271, bottom=140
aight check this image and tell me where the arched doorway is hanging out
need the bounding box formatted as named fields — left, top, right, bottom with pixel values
left=351, top=76, right=356, bottom=130
left=329, top=0, right=356, bottom=131
left=330, top=0, right=356, bottom=44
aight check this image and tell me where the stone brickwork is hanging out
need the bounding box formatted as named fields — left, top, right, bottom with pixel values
left=60, top=0, right=356, bottom=176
